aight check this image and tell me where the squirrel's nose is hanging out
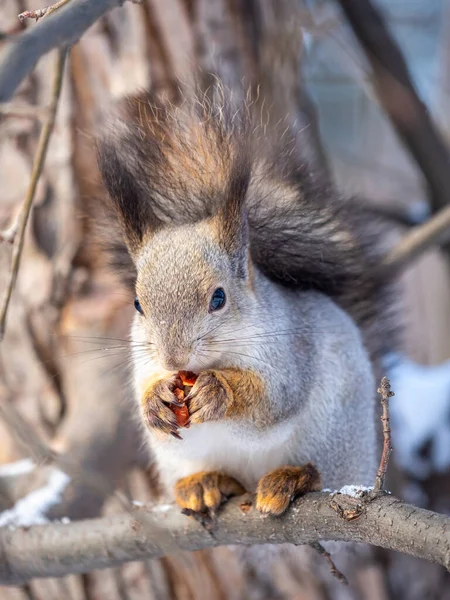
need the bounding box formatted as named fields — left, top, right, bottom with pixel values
left=159, top=351, right=191, bottom=372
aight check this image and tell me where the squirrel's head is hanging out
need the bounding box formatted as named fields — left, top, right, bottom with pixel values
left=132, top=216, right=252, bottom=371
left=96, top=92, right=254, bottom=371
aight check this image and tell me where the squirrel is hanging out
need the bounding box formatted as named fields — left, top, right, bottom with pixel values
left=95, top=88, right=392, bottom=516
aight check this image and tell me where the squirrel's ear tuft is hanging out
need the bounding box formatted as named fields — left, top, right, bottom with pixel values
left=96, top=113, right=161, bottom=257
left=216, top=157, right=251, bottom=278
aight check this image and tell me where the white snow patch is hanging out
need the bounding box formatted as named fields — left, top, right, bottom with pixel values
left=132, top=501, right=173, bottom=512
left=388, top=354, right=450, bottom=477
left=336, top=485, right=373, bottom=498
left=61, top=517, right=71, bottom=524
left=0, top=458, right=35, bottom=477
left=152, top=504, right=172, bottom=513
left=0, top=468, right=70, bottom=527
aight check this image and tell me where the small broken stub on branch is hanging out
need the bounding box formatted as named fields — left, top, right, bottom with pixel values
left=18, top=8, right=48, bottom=21
left=170, top=371, right=197, bottom=429
left=330, top=494, right=365, bottom=522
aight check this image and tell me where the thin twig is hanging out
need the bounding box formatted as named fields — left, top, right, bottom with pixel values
left=373, top=376, right=394, bottom=494
left=310, top=542, right=349, bottom=585
left=336, top=0, right=450, bottom=214
left=18, top=8, right=50, bottom=22
left=18, top=0, right=72, bottom=22
left=0, top=49, right=66, bottom=341
left=378, top=204, right=450, bottom=277
left=0, top=103, right=49, bottom=119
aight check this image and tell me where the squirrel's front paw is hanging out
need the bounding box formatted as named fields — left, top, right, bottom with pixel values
left=141, top=374, right=183, bottom=438
left=175, top=471, right=245, bottom=515
left=256, top=464, right=321, bottom=516
left=186, top=370, right=231, bottom=425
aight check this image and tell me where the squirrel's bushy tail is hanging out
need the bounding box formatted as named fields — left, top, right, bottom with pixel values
left=96, top=87, right=396, bottom=362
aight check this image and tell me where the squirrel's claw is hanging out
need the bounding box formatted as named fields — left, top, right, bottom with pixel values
left=142, top=403, right=179, bottom=436
left=255, top=463, right=321, bottom=516
left=141, top=374, right=186, bottom=436
left=166, top=398, right=185, bottom=408
left=187, top=371, right=229, bottom=424
left=142, top=372, right=190, bottom=438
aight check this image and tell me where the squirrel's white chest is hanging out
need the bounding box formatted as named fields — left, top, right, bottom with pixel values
left=148, top=420, right=297, bottom=496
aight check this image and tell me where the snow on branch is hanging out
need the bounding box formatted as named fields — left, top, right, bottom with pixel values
left=0, top=491, right=449, bottom=585
left=0, top=458, right=35, bottom=477
left=0, top=467, right=70, bottom=527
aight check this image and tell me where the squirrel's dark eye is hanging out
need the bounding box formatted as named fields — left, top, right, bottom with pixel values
left=134, top=297, right=144, bottom=315
left=209, top=288, right=226, bottom=312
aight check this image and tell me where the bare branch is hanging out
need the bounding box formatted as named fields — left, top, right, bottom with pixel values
left=309, top=542, right=349, bottom=585
left=18, top=9, right=49, bottom=22
left=378, top=204, right=450, bottom=277
left=336, top=0, right=450, bottom=214
left=18, top=1, right=69, bottom=23
left=373, top=377, right=394, bottom=494
left=0, top=0, right=131, bottom=102
left=0, top=103, right=49, bottom=119
left=0, top=492, right=449, bottom=585
left=0, top=49, right=66, bottom=340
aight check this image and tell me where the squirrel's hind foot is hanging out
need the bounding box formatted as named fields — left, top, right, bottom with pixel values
left=255, top=463, right=321, bottom=516
left=175, top=471, right=246, bottom=516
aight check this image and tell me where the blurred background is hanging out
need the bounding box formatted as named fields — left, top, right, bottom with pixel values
left=1, top=0, right=450, bottom=598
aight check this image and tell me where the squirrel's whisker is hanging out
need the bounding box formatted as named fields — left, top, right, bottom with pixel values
left=207, top=326, right=351, bottom=345
left=196, top=315, right=236, bottom=342
left=200, top=347, right=273, bottom=369
left=58, top=334, right=154, bottom=347
left=58, top=346, right=133, bottom=360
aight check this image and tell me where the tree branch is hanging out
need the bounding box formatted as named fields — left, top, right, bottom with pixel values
left=0, top=103, right=49, bottom=120
left=0, top=492, right=449, bottom=585
left=336, top=0, right=450, bottom=213
left=0, top=0, right=129, bottom=102
left=18, top=0, right=72, bottom=22
left=309, top=541, right=349, bottom=585
left=0, top=49, right=66, bottom=340
left=373, top=376, right=393, bottom=494
left=377, top=204, right=450, bottom=277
